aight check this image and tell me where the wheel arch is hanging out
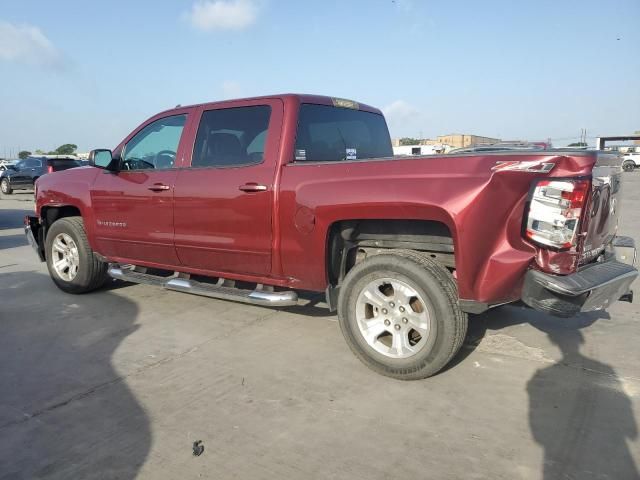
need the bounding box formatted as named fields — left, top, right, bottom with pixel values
left=40, top=205, right=84, bottom=252
left=324, top=218, right=457, bottom=307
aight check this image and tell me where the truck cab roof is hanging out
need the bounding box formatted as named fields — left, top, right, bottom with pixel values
left=159, top=94, right=383, bottom=117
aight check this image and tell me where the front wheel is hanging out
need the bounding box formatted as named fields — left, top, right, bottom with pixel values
left=1, top=178, right=12, bottom=194
left=45, top=216, right=108, bottom=293
left=622, top=161, right=636, bottom=172
left=337, top=250, right=467, bottom=380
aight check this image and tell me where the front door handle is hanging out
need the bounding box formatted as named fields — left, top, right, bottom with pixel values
left=239, top=183, right=267, bottom=192
left=148, top=183, right=170, bottom=192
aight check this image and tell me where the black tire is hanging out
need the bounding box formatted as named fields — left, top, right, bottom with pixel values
left=45, top=216, right=108, bottom=293
left=1, top=178, right=12, bottom=195
left=622, top=161, right=635, bottom=172
left=337, top=250, right=468, bottom=380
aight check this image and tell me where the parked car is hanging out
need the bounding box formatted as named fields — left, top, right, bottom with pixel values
left=448, top=142, right=547, bottom=154
left=1, top=156, right=81, bottom=194
left=0, top=159, right=18, bottom=172
left=622, top=152, right=640, bottom=172
left=25, top=94, right=637, bottom=380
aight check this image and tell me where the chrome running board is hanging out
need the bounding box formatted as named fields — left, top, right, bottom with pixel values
left=108, top=266, right=169, bottom=286
left=107, top=266, right=298, bottom=307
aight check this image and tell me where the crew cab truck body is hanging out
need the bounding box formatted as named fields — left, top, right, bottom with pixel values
left=26, top=94, right=638, bottom=379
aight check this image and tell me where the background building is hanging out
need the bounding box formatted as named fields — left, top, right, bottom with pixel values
left=435, top=134, right=501, bottom=148
left=392, top=134, right=501, bottom=149
left=392, top=144, right=446, bottom=156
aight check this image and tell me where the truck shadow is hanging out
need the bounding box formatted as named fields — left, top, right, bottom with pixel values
left=0, top=271, right=150, bottom=479
left=456, top=305, right=638, bottom=479
left=0, top=207, right=34, bottom=231
left=280, top=291, right=333, bottom=318
left=0, top=233, right=28, bottom=249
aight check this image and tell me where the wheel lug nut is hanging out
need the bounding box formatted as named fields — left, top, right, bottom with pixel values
left=394, top=324, right=401, bottom=330
left=389, top=302, right=395, bottom=308
left=384, top=319, right=391, bottom=326
left=402, top=317, right=408, bottom=323
left=382, top=308, right=388, bottom=314
left=399, top=306, right=405, bottom=312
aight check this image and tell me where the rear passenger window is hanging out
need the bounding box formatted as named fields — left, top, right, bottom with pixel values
left=191, top=106, right=271, bottom=168
left=23, top=158, right=43, bottom=168
left=294, top=104, right=393, bottom=162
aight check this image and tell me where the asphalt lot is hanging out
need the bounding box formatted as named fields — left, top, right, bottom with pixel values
left=0, top=174, right=639, bottom=480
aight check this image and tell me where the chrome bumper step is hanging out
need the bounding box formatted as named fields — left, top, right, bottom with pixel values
left=107, top=266, right=298, bottom=307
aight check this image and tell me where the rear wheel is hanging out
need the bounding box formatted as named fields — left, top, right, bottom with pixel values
left=45, top=217, right=108, bottom=293
left=337, top=250, right=467, bottom=380
left=623, top=161, right=636, bottom=172
left=1, top=178, right=12, bottom=194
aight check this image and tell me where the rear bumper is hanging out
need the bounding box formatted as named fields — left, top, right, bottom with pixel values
left=522, top=237, right=638, bottom=318
left=24, top=216, right=45, bottom=262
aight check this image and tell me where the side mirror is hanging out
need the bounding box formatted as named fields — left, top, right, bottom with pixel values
left=88, top=149, right=115, bottom=169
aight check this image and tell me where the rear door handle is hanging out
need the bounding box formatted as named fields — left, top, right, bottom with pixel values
left=148, top=183, right=171, bottom=192
left=239, top=183, right=267, bottom=192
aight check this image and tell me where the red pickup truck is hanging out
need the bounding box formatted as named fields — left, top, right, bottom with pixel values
left=26, top=94, right=637, bottom=379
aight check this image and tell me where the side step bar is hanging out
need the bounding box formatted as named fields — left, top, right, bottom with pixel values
left=108, top=266, right=298, bottom=307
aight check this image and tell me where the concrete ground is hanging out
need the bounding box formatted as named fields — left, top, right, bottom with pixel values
left=0, top=174, right=639, bottom=480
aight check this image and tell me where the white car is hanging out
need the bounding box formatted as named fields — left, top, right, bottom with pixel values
left=622, top=152, right=640, bottom=172
left=0, top=160, right=17, bottom=172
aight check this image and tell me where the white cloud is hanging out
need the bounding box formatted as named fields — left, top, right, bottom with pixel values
left=0, top=21, right=66, bottom=70
left=394, top=0, right=413, bottom=12
left=185, top=0, right=258, bottom=31
left=383, top=100, right=419, bottom=120
left=221, top=80, right=242, bottom=99
left=383, top=100, right=420, bottom=134
left=382, top=100, right=435, bottom=138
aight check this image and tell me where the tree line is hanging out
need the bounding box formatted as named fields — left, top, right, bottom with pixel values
left=17, top=144, right=78, bottom=159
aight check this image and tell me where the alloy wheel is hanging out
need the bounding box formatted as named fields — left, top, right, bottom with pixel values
left=51, top=233, right=80, bottom=281
left=355, top=277, right=431, bottom=359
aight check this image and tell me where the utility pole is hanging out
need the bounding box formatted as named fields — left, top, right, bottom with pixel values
left=580, top=128, right=588, bottom=145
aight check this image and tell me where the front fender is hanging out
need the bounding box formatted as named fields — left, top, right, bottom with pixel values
left=35, top=168, right=100, bottom=249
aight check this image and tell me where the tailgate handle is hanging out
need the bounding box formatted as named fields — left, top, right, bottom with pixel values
left=239, top=183, right=267, bottom=192
left=148, top=183, right=170, bottom=192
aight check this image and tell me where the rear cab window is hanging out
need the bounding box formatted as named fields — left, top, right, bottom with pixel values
left=294, top=104, right=393, bottom=162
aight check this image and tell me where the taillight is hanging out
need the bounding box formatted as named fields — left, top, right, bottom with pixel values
left=524, top=179, right=590, bottom=250
left=47, top=165, right=54, bottom=174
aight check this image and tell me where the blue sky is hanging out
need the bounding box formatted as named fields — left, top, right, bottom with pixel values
left=0, top=0, right=638, bottom=154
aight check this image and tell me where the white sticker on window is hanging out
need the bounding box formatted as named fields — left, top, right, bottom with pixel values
left=346, top=148, right=357, bottom=160
left=295, top=149, right=306, bottom=161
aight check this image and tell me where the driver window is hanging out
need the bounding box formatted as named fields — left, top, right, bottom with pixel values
left=122, top=114, right=186, bottom=170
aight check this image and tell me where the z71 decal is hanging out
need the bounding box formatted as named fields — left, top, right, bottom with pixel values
left=491, top=161, right=555, bottom=173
